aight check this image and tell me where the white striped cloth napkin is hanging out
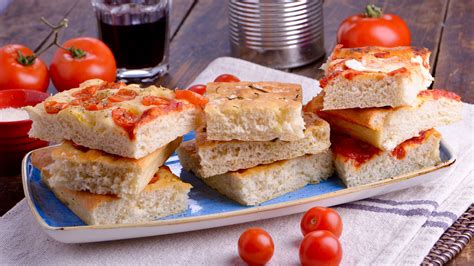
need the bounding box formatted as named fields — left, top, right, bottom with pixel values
left=1, top=57, right=472, bottom=265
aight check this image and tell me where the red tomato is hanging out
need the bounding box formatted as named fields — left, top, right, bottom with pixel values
left=299, top=230, right=342, bottom=266
left=175, top=89, right=208, bottom=107
left=108, top=89, right=138, bottom=102
left=141, top=96, right=170, bottom=106
left=188, top=84, right=207, bottom=95
left=112, top=107, right=139, bottom=136
left=44, top=101, right=68, bottom=114
left=214, top=74, right=240, bottom=82
left=300, top=207, right=343, bottom=237
left=238, top=228, right=274, bottom=265
left=0, top=44, right=49, bottom=91
left=337, top=4, right=410, bottom=48
left=72, top=86, right=98, bottom=99
left=50, top=37, right=116, bottom=92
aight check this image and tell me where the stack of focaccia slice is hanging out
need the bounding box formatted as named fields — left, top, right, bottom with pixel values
left=306, top=45, right=462, bottom=187
left=25, top=79, right=206, bottom=225
left=178, top=81, right=334, bottom=206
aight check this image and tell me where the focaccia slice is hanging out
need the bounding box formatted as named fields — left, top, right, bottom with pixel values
left=305, top=89, right=462, bottom=151
left=204, top=81, right=305, bottom=141
left=178, top=113, right=330, bottom=177
left=332, top=129, right=441, bottom=187
left=43, top=166, right=192, bottom=225
left=25, top=79, right=204, bottom=159
left=320, top=45, right=434, bottom=110
left=179, top=140, right=334, bottom=206
left=46, top=138, right=181, bottom=199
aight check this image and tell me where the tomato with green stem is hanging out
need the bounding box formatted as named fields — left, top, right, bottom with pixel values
left=50, top=37, right=116, bottom=92
left=337, top=4, right=411, bottom=48
left=0, top=44, right=49, bottom=91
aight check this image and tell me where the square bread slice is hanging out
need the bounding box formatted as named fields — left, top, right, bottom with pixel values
left=320, top=45, right=434, bottom=110
left=25, top=79, right=203, bottom=159
left=177, top=112, right=330, bottom=177
left=178, top=140, right=334, bottom=206
left=305, top=89, right=462, bottom=151
left=46, top=138, right=181, bottom=199
left=204, top=81, right=305, bottom=141
left=332, top=129, right=441, bottom=187
left=43, top=166, right=192, bottom=225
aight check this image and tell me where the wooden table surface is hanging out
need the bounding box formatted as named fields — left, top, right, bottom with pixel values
left=0, top=0, right=472, bottom=264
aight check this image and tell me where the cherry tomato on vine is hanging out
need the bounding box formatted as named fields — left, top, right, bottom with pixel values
left=300, top=207, right=343, bottom=237
left=238, top=228, right=274, bottom=265
left=214, top=74, right=240, bottom=83
left=337, top=4, right=411, bottom=48
left=50, top=37, right=116, bottom=92
left=299, top=230, right=342, bottom=266
left=188, top=84, right=207, bottom=95
left=0, top=44, right=49, bottom=91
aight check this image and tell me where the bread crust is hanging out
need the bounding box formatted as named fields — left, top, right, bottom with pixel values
left=47, top=138, right=182, bottom=198
left=306, top=90, right=462, bottom=150
left=320, top=45, right=434, bottom=109
left=43, top=166, right=192, bottom=225
left=332, top=129, right=441, bottom=187
left=181, top=113, right=330, bottom=177
left=25, top=79, right=202, bottom=159
left=178, top=141, right=334, bottom=205
left=204, top=81, right=305, bottom=141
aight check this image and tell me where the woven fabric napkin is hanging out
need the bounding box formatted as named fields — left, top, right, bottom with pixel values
left=1, top=57, right=473, bottom=265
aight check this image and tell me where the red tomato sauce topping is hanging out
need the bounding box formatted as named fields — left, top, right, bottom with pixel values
left=331, top=134, right=381, bottom=168
left=391, top=130, right=431, bottom=160
left=44, top=101, right=69, bottom=114
left=112, top=101, right=183, bottom=139
left=111, top=107, right=140, bottom=139
left=343, top=70, right=363, bottom=80
left=108, top=89, right=138, bottom=102
left=387, top=67, right=408, bottom=76
left=418, top=89, right=461, bottom=101
left=148, top=174, right=160, bottom=184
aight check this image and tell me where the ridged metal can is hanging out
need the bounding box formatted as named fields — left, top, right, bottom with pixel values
left=228, top=0, right=325, bottom=69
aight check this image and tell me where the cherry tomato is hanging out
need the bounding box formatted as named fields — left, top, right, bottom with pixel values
left=44, top=101, right=68, bottom=114
left=0, top=44, right=49, bottom=91
left=299, top=230, right=342, bottom=266
left=188, top=84, right=206, bottom=95
left=238, top=228, right=274, bottom=265
left=50, top=37, right=116, bottom=92
left=214, top=74, right=240, bottom=83
left=300, top=207, right=343, bottom=237
left=112, top=107, right=139, bottom=130
left=175, top=89, right=208, bottom=107
left=337, top=4, right=410, bottom=48
left=141, top=96, right=170, bottom=106
left=72, top=86, right=98, bottom=99
left=108, top=89, right=138, bottom=102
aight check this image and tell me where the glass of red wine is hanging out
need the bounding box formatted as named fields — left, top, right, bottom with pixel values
left=91, top=0, right=169, bottom=82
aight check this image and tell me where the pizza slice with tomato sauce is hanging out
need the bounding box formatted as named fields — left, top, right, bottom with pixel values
left=25, top=79, right=206, bottom=159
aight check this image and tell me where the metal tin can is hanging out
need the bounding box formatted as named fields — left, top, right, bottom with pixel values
left=228, top=0, right=325, bottom=69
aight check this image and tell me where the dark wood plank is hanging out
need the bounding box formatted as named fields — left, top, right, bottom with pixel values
left=156, top=0, right=229, bottom=89
left=0, top=0, right=195, bottom=216
left=291, top=0, right=449, bottom=79
left=433, top=0, right=474, bottom=103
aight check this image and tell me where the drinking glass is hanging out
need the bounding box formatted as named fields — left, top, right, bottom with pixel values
left=91, top=0, right=170, bottom=82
